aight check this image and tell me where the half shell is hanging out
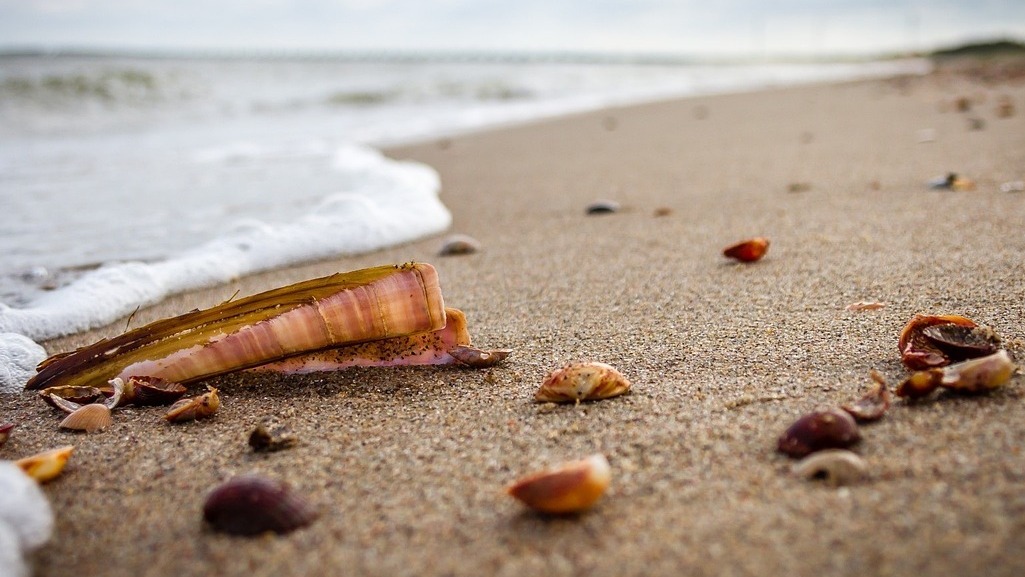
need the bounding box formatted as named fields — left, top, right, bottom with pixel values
left=535, top=362, right=630, bottom=403
left=203, top=475, right=317, bottom=535
left=59, top=404, right=112, bottom=433
left=506, top=454, right=611, bottom=514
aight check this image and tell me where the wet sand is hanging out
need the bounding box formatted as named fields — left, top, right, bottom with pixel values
left=4, top=66, right=1025, bottom=576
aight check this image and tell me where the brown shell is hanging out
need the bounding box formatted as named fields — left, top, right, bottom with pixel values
left=59, top=404, right=112, bottom=433
left=535, top=362, right=631, bottom=403
left=777, top=408, right=861, bottom=458
left=920, top=324, right=1000, bottom=361
left=437, top=234, right=481, bottom=256
left=165, top=387, right=220, bottom=423
left=895, top=369, right=943, bottom=399
left=841, top=370, right=891, bottom=422
left=203, top=475, right=317, bottom=535
left=448, top=345, right=512, bottom=368
left=898, top=314, right=978, bottom=370
left=723, top=237, right=770, bottom=263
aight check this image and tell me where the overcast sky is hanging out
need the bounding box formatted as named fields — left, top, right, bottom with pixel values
left=1, top=0, right=1023, bottom=57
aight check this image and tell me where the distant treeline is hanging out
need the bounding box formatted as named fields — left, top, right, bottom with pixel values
left=931, top=39, right=1025, bottom=59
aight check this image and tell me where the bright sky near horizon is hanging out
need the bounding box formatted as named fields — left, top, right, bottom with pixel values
left=1, top=0, right=1023, bottom=57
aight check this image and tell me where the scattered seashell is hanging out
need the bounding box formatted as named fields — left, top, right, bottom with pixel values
left=249, top=416, right=298, bottom=452
left=777, top=408, right=861, bottom=458
left=43, top=393, right=84, bottom=415
left=792, top=449, right=868, bottom=487
left=653, top=207, right=672, bottom=217
left=203, top=475, right=317, bottom=535
left=15, top=446, right=74, bottom=483
left=118, top=375, right=187, bottom=406
left=896, top=350, right=1015, bottom=398
left=448, top=345, right=512, bottom=368
left=59, top=404, right=112, bottom=433
left=938, top=350, right=1015, bottom=394
left=928, top=173, right=975, bottom=191
left=842, top=370, right=891, bottom=422
left=0, top=422, right=13, bottom=448
left=437, top=234, right=481, bottom=256
left=954, top=96, right=972, bottom=112
left=898, top=314, right=980, bottom=370
left=38, top=386, right=104, bottom=408
left=535, top=362, right=631, bottom=403
left=165, top=386, right=220, bottom=423
left=920, top=323, right=1000, bottom=360
left=585, top=200, right=621, bottom=215
left=506, top=454, right=611, bottom=514
left=723, top=237, right=770, bottom=263
left=845, top=301, right=887, bottom=312
left=787, top=182, right=811, bottom=193
left=895, top=369, right=943, bottom=399
left=1001, top=180, right=1025, bottom=193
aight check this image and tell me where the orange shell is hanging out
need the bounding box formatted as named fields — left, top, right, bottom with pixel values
left=723, top=237, right=770, bottom=262
left=506, top=454, right=611, bottom=514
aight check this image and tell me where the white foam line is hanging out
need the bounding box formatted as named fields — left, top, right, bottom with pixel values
left=0, top=144, right=450, bottom=392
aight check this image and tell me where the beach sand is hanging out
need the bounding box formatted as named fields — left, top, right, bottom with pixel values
left=4, top=65, right=1025, bottom=576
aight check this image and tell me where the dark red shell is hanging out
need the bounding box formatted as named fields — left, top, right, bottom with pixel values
left=778, top=408, right=861, bottom=458
left=203, top=475, right=316, bottom=536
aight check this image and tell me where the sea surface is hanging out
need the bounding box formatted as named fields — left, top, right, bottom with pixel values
left=0, top=52, right=929, bottom=389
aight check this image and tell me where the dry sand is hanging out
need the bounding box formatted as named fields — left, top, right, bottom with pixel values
left=3, top=66, right=1025, bottom=577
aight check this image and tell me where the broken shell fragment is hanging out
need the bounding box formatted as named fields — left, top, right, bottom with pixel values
left=438, top=234, right=481, bottom=256
left=59, top=404, right=112, bottom=433
left=777, top=408, right=861, bottom=458
left=506, top=454, right=611, bottom=514
left=895, top=350, right=1015, bottom=398
left=165, top=387, right=220, bottom=423
left=792, top=449, right=868, bottom=487
left=248, top=416, right=298, bottom=452
left=920, top=324, right=1000, bottom=360
left=15, top=446, right=74, bottom=483
left=845, top=301, right=887, bottom=312
left=841, top=370, right=891, bottom=422
left=895, top=369, right=943, bottom=399
left=203, top=475, right=317, bottom=536
left=928, top=173, right=975, bottom=191
left=535, top=362, right=631, bottom=403
left=898, top=314, right=979, bottom=370
left=118, top=375, right=187, bottom=406
left=723, top=237, right=770, bottom=263
left=38, top=386, right=104, bottom=408
left=448, top=345, right=512, bottom=368
left=0, top=422, right=13, bottom=448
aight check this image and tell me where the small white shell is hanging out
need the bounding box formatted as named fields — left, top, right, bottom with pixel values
left=792, top=449, right=868, bottom=486
left=58, top=404, right=112, bottom=433
left=535, top=362, right=631, bottom=403
left=939, top=350, right=1015, bottom=392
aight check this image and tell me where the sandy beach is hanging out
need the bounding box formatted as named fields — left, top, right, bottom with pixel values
left=4, top=63, right=1025, bottom=576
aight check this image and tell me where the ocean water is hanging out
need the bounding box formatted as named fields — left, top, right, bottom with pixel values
left=0, top=53, right=929, bottom=390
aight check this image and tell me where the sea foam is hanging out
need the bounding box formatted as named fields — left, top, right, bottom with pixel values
left=0, top=144, right=449, bottom=391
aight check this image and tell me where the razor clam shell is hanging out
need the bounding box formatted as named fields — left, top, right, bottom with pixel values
left=26, top=263, right=446, bottom=390
left=254, top=308, right=471, bottom=373
left=59, top=404, right=112, bottom=433
left=119, top=375, right=187, bottom=406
